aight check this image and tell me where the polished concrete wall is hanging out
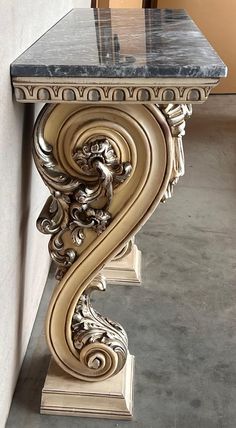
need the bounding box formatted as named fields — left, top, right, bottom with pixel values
left=0, top=0, right=90, bottom=426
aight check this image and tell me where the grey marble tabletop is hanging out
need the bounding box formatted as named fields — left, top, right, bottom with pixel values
left=10, top=8, right=227, bottom=79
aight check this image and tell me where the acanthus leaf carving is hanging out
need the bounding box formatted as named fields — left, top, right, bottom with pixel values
left=71, top=275, right=128, bottom=375
left=34, top=117, right=132, bottom=281
left=73, top=136, right=132, bottom=206
left=160, top=104, right=192, bottom=202
left=32, top=102, right=184, bottom=382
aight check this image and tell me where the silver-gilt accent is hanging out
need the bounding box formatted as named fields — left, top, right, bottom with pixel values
left=33, top=110, right=132, bottom=280
left=160, top=104, right=192, bottom=201
left=33, top=105, right=132, bottom=379
left=71, top=275, right=128, bottom=375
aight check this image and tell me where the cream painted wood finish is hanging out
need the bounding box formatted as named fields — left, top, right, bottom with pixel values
left=103, top=244, right=142, bottom=285
left=41, top=355, right=134, bottom=418
left=29, top=87, right=217, bottom=418
left=34, top=102, right=173, bottom=381
left=32, top=100, right=175, bottom=419
left=29, top=92, right=212, bottom=419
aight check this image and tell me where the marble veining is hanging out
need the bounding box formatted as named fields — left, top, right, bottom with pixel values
left=10, top=9, right=227, bottom=79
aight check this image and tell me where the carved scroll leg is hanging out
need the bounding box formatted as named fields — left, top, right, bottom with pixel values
left=33, top=102, right=187, bottom=418
left=42, top=274, right=134, bottom=419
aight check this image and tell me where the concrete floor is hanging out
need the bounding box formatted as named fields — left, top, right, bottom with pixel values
left=6, top=95, right=236, bottom=428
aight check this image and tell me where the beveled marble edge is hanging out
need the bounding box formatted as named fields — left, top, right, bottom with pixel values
left=10, top=64, right=227, bottom=79
left=12, top=76, right=219, bottom=104
left=10, top=9, right=227, bottom=80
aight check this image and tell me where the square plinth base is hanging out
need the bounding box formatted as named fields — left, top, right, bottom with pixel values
left=102, top=245, right=141, bottom=285
left=41, top=355, right=134, bottom=420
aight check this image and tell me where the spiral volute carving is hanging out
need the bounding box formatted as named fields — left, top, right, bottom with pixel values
left=33, top=103, right=174, bottom=381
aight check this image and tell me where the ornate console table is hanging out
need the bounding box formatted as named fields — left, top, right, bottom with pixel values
left=11, top=8, right=226, bottom=420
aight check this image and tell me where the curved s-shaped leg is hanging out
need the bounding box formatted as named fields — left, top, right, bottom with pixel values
left=33, top=103, right=186, bottom=382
